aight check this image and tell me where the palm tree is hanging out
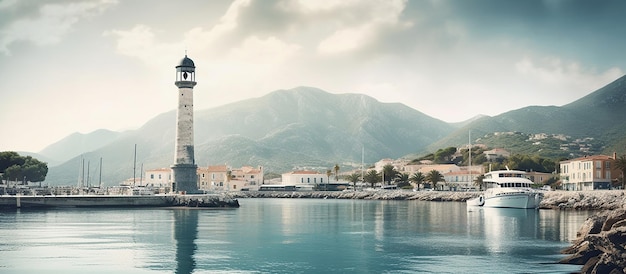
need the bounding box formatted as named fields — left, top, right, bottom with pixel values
left=614, top=155, right=626, bottom=189
left=346, top=173, right=361, bottom=190
left=395, top=173, right=410, bottom=188
left=363, top=170, right=380, bottom=188
left=382, top=164, right=397, bottom=185
left=473, top=174, right=485, bottom=191
left=333, top=164, right=340, bottom=181
left=426, top=170, right=445, bottom=190
left=325, top=169, right=332, bottom=191
left=410, top=171, right=426, bottom=190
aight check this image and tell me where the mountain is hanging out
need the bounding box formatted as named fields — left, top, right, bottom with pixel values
left=429, top=75, right=626, bottom=155
left=38, top=129, right=122, bottom=166
left=43, top=87, right=454, bottom=186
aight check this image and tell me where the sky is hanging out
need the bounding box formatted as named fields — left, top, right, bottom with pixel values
left=1, top=0, right=626, bottom=153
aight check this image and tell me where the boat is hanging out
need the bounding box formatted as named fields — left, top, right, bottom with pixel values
left=481, top=169, right=543, bottom=209
left=466, top=195, right=484, bottom=206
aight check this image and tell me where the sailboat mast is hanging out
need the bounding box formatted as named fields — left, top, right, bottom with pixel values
left=77, top=155, right=83, bottom=188
left=133, top=144, right=137, bottom=187
left=87, top=161, right=90, bottom=188
left=361, top=146, right=364, bottom=188
left=99, top=157, right=103, bottom=188
left=81, top=157, right=85, bottom=188
left=469, top=130, right=472, bottom=189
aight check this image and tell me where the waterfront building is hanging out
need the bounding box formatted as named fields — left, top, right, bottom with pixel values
left=231, top=166, right=263, bottom=190
left=171, top=55, right=199, bottom=194
left=197, top=165, right=228, bottom=191
left=145, top=168, right=172, bottom=190
left=526, top=171, right=555, bottom=185
left=560, top=154, right=617, bottom=191
left=281, top=170, right=326, bottom=186
left=442, top=165, right=484, bottom=191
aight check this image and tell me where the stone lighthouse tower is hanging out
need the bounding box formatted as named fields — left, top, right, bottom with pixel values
left=171, top=55, right=198, bottom=194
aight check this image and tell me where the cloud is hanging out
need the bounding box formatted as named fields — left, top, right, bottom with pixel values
left=105, top=24, right=182, bottom=68
left=0, top=0, right=117, bottom=55
left=515, top=56, right=623, bottom=95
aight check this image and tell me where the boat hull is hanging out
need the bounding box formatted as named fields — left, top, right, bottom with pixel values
left=466, top=195, right=484, bottom=206
left=483, top=193, right=542, bottom=209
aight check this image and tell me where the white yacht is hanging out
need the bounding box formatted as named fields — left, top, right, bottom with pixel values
left=479, top=169, right=543, bottom=209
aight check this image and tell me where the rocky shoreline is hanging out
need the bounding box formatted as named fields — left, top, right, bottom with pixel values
left=559, top=209, right=626, bottom=274
left=229, top=189, right=626, bottom=210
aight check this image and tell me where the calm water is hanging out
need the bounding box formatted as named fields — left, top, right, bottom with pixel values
left=0, top=198, right=592, bottom=273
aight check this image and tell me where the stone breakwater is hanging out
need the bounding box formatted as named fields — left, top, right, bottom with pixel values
left=560, top=209, right=626, bottom=274
left=230, top=190, right=626, bottom=210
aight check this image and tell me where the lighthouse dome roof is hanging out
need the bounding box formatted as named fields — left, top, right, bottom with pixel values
left=177, top=55, right=195, bottom=68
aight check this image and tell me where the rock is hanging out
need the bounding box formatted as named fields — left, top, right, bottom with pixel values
left=561, top=209, right=626, bottom=274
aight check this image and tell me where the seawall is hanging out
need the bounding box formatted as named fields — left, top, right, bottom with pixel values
left=230, top=190, right=626, bottom=210
left=0, top=194, right=240, bottom=208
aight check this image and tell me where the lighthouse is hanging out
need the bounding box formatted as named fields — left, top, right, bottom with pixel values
left=171, top=55, right=198, bottom=194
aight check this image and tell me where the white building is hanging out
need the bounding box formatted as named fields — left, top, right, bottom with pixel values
left=282, top=170, right=327, bottom=186
left=145, top=168, right=171, bottom=187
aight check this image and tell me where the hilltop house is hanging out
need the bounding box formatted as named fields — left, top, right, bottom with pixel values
left=559, top=154, right=617, bottom=191
left=483, top=148, right=511, bottom=161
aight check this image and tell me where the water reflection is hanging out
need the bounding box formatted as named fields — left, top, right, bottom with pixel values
left=173, top=209, right=198, bottom=274
left=472, top=208, right=540, bottom=254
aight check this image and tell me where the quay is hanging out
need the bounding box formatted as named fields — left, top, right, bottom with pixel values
left=0, top=194, right=240, bottom=209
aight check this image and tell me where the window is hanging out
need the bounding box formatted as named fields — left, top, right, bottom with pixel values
left=150, top=174, right=154, bottom=179
left=605, top=161, right=611, bottom=169
left=158, top=174, right=161, bottom=179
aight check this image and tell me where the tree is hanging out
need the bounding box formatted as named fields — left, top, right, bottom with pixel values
left=434, top=147, right=457, bottom=164
left=614, top=155, right=626, bottom=189
left=333, top=164, right=340, bottom=181
left=395, top=173, right=411, bottom=188
left=410, top=172, right=426, bottom=190
left=346, top=173, right=361, bottom=189
left=382, top=164, right=397, bottom=185
left=473, top=174, right=485, bottom=191
left=0, top=152, right=48, bottom=183
left=363, top=170, right=380, bottom=188
left=426, top=170, right=445, bottom=190
left=325, top=169, right=332, bottom=191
